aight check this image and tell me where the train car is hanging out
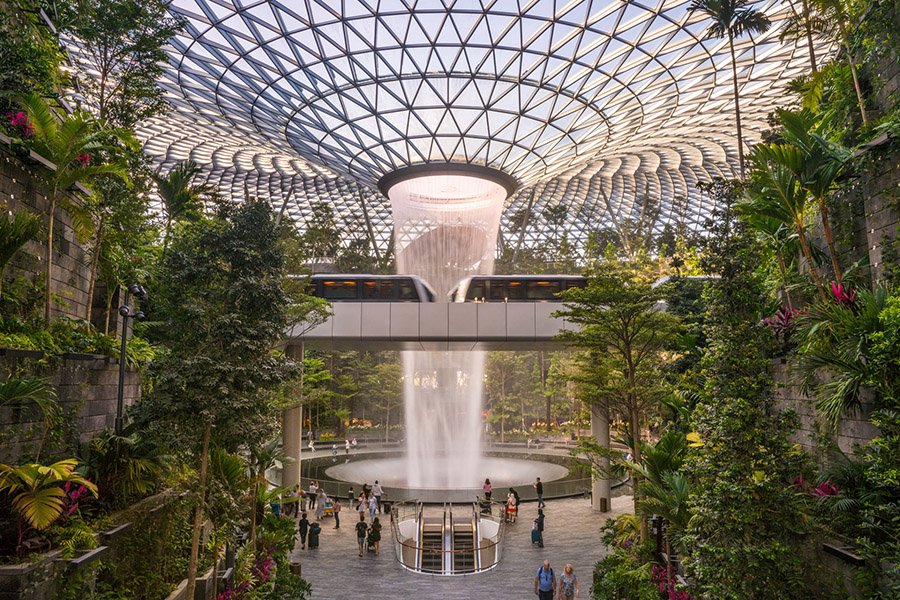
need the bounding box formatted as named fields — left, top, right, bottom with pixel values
left=447, top=275, right=587, bottom=303
left=306, top=274, right=437, bottom=302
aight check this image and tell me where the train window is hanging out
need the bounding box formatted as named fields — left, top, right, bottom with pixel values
left=527, top=281, right=563, bottom=299
left=466, top=280, right=486, bottom=301
left=489, top=280, right=505, bottom=301
left=507, top=281, right=525, bottom=300
left=362, top=280, right=394, bottom=300
left=397, top=278, right=416, bottom=300
left=321, top=280, right=357, bottom=300
left=566, top=279, right=586, bottom=289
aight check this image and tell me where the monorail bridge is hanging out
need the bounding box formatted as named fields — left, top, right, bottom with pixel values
left=284, top=302, right=575, bottom=352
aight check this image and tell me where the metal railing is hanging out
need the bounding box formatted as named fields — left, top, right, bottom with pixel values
left=390, top=499, right=507, bottom=575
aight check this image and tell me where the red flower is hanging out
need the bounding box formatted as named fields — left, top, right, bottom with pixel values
left=76, top=153, right=91, bottom=167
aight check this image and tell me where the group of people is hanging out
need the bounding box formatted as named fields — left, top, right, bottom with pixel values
left=351, top=480, right=387, bottom=523
left=306, top=431, right=358, bottom=454
left=535, top=560, right=580, bottom=600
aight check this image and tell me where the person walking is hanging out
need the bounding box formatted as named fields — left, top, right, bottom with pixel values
left=559, top=564, right=579, bottom=600
left=370, top=516, right=382, bottom=556
left=287, top=485, right=299, bottom=518
left=357, top=492, right=367, bottom=521
left=483, top=478, right=492, bottom=501
left=368, top=493, right=377, bottom=523
left=355, top=514, right=368, bottom=557
left=333, top=498, right=342, bottom=529
left=315, top=489, right=327, bottom=521
left=308, top=481, right=318, bottom=510
left=298, top=512, right=310, bottom=550
left=534, top=477, right=545, bottom=508
left=345, top=439, right=351, bottom=455
left=535, top=560, right=556, bottom=600
left=348, top=486, right=355, bottom=507
left=372, top=480, right=383, bottom=513
left=506, top=488, right=518, bottom=523
left=534, top=508, right=545, bottom=548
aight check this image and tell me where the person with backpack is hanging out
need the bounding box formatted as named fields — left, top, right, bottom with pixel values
left=355, top=514, right=369, bottom=557
left=534, top=560, right=556, bottom=600
left=297, top=512, right=310, bottom=550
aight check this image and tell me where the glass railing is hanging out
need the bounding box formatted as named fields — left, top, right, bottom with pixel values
left=389, top=499, right=507, bottom=575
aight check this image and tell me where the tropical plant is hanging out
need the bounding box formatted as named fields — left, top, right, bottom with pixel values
left=0, top=377, right=56, bottom=427
left=795, top=284, right=893, bottom=426
left=151, top=160, right=215, bottom=257
left=806, top=0, right=869, bottom=125
left=0, top=459, right=97, bottom=545
left=638, top=471, right=691, bottom=593
left=776, top=109, right=851, bottom=282
left=0, top=211, right=41, bottom=300
left=77, top=426, right=169, bottom=506
left=743, top=143, right=827, bottom=299
left=689, top=0, right=771, bottom=178
left=15, top=92, right=134, bottom=320
left=779, top=0, right=819, bottom=73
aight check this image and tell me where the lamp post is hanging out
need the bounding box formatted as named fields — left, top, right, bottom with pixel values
left=116, top=283, right=147, bottom=435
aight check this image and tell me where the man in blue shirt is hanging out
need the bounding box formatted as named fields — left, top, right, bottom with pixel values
left=534, top=560, right=556, bottom=600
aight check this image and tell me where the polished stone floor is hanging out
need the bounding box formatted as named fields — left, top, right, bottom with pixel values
left=289, top=495, right=632, bottom=599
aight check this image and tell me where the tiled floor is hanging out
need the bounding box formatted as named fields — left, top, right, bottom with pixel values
left=290, top=495, right=632, bottom=599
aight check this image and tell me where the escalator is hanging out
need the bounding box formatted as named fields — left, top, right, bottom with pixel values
left=452, top=521, right=476, bottom=572
left=420, top=518, right=444, bottom=573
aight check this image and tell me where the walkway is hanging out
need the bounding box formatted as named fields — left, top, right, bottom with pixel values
left=289, top=495, right=633, bottom=599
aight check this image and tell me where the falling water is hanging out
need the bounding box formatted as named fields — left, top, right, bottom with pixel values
left=388, top=173, right=506, bottom=488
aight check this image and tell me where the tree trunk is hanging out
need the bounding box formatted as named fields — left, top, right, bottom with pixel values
left=840, top=22, right=868, bottom=125
left=185, top=420, right=211, bottom=600
left=815, top=194, right=842, bottom=282
left=630, top=401, right=647, bottom=541
left=665, top=525, right=673, bottom=592
left=542, top=352, right=550, bottom=431
left=520, top=395, right=526, bottom=432
left=776, top=251, right=794, bottom=310
left=385, top=404, right=390, bottom=444
left=796, top=224, right=827, bottom=301
left=85, top=219, right=105, bottom=325
left=729, top=35, right=746, bottom=179
left=43, top=192, right=57, bottom=321
left=802, top=0, right=817, bottom=73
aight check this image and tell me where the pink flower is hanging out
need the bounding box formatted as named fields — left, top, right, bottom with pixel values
left=76, top=153, right=90, bottom=167
left=830, top=282, right=855, bottom=306
left=812, top=479, right=839, bottom=496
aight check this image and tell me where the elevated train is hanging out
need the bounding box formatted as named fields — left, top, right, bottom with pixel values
left=304, top=274, right=587, bottom=303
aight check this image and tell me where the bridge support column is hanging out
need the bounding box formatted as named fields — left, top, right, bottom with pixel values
left=282, top=406, right=302, bottom=490
left=591, top=402, right=611, bottom=512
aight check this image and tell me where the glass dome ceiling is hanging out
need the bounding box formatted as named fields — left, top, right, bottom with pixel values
left=128, top=0, right=830, bottom=252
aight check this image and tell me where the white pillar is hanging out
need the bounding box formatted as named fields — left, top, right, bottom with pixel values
left=282, top=405, right=302, bottom=489
left=591, top=402, right=611, bottom=512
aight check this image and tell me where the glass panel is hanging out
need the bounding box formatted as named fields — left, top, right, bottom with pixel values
left=506, top=281, right=525, bottom=300
left=466, top=280, right=486, bottom=301
left=322, top=280, right=357, bottom=300
left=397, top=279, right=416, bottom=300
left=527, top=281, right=562, bottom=299
left=362, top=280, right=394, bottom=299
left=489, top=280, right=505, bottom=301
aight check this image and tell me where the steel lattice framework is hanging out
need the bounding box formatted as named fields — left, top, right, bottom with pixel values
left=130, top=0, right=829, bottom=253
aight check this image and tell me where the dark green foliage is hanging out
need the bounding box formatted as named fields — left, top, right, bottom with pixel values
left=0, top=2, right=64, bottom=101
left=683, top=180, right=813, bottom=600
left=591, top=519, right=659, bottom=600
left=144, top=197, right=296, bottom=450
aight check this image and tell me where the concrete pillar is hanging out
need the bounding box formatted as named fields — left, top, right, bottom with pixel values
left=591, top=402, right=611, bottom=512
left=282, top=406, right=302, bottom=489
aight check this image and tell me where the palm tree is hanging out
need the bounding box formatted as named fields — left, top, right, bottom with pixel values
left=0, top=459, right=97, bottom=547
left=744, top=143, right=828, bottom=300
left=780, top=0, right=819, bottom=73
left=807, top=0, right=868, bottom=125
left=638, top=471, right=692, bottom=592
left=0, top=211, right=41, bottom=300
left=777, top=109, right=850, bottom=283
left=16, top=93, right=133, bottom=321
left=689, top=0, right=771, bottom=179
left=151, top=160, right=215, bottom=257
left=0, top=377, right=56, bottom=426
left=741, top=212, right=797, bottom=309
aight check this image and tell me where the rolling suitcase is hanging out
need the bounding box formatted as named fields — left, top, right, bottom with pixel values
left=531, top=528, right=541, bottom=544
left=308, top=522, right=322, bottom=548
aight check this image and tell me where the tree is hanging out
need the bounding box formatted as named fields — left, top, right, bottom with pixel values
left=15, top=93, right=133, bottom=320
left=365, top=362, right=403, bottom=443
left=556, top=262, right=679, bottom=533
left=0, top=211, right=41, bottom=300
left=743, top=142, right=827, bottom=300
left=780, top=0, right=819, bottom=73
left=67, top=0, right=183, bottom=128
left=684, top=179, right=811, bottom=599
left=151, top=160, right=216, bottom=258
left=485, top=353, right=526, bottom=442
left=689, top=0, right=771, bottom=179
left=146, top=198, right=295, bottom=598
